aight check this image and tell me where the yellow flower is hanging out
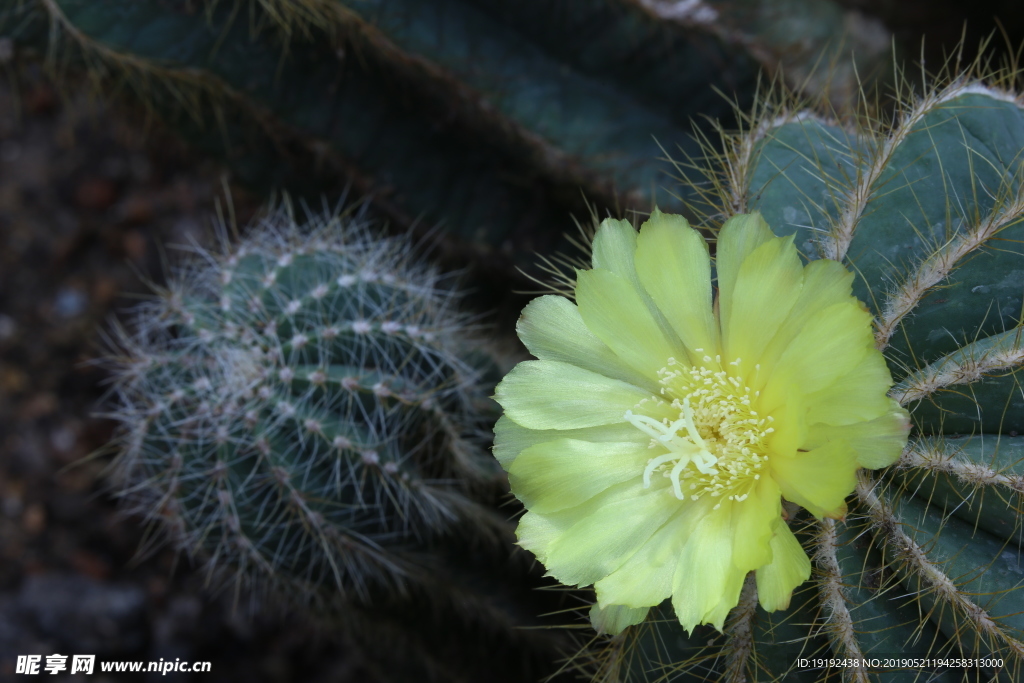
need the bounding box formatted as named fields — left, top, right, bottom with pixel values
left=493, top=211, right=910, bottom=635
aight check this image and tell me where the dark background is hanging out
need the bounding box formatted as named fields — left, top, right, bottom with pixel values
left=1, top=3, right=1023, bottom=681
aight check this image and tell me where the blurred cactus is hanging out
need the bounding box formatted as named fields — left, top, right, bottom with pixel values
left=573, top=67, right=1024, bottom=682
left=2, top=0, right=889, bottom=268
left=104, top=206, right=570, bottom=682
left=633, top=0, right=891, bottom=108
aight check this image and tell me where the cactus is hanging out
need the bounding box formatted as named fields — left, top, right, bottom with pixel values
left=2, top=0, right=889, bottom=268
left=104, top=206, right=572, bottom=683
left=567, top=66, right=1024, bottom=682
left=10, top=1, right=1020, bottom=680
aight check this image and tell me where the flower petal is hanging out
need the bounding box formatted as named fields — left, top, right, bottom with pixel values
left=517, top=487, right=623, bottom=565
left=770, top=439, right=858, bottom=518
left=543, top=481, right=678, bottom=586
left=497, top=210, right=909, bottom=639
left=492, top=415, right=645, bottom=469
left=755, top=519, right=811, bottom=611
left=762, top=388, right=806, bottom=458
left=789, top=257, right=856, bottom=316
left=517, top=510, right=567, bottom=565
left=492, top=415, right=536, bottom=469
left=716, top=212, right=776, bottom=328
left=592, top=218, right=641, bottom=286
left=590, top=218, right=680, bottom=353
left=594, top=500, right=707, bottom=609
left=671, top=505, right=744, bottom=633
left=634, top=208, right=720, bottom=364
left=765, top=302, right=873, bottom=398
left=589, top=603, right=649, bottom=636
left=754, top=257, right=856, bottom=374
left=702, top=564, right=749, bottom=633
left=731, top=476, right=782, bottom=570
left=509, top=440, right=650, bottom=513
left=806, top=404, right=911, bottom=469
left=805, top=351, right=896, bottom=426
left=517, top=294, right=658, bottom=392
left=495, top=360, right=652, bottom=430
left=721, top=234, right=804, bottom=372
left=576, top=268, right=683, bottom=379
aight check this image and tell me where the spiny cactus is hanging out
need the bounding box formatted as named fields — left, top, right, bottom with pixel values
left=104, top=206, right=571, bottom=683
left=3, top=0, right=889, bottom=268
left=571, top=67, right=1024, bottom=682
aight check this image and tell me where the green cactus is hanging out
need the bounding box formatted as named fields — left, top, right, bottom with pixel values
left=11, top=1, right=1018, bottom=680
left=3, top=0, right=888, bottom=268
left=572, top=68, right=1024, bottom=682
left=104, top=206, right=572, bottom=683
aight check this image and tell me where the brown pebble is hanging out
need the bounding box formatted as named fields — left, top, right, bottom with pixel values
left=147, top=576, right=168, bottom=598
left=92, top=276, right=119, bottom=306
left=122, top=229, right=147, bottom=263
left=70, top=549, right=111, bottom=580
left=22, top=558, right=46, bottom=575
left=74, top=177, right=118, bottom=211
left=56, top=465, right=94, bottom=490
left=0, top=366, right=27, bottom=393
left=19, top=392, right=58, bottom=420
left=24, top=84, right=56, bottom=114
left=118, top=195, right=154, bottom=225
left=23, top=503, right=46, bottom=535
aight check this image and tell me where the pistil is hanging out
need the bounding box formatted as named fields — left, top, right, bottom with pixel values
left=626, top=355, right=773, bottom=502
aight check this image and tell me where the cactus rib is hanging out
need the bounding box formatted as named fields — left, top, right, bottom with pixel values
left=247, top=0, right=631, bottom=214
left=631, top=0, right=892, bottom=110
left=30, top=0, right=399, bottom=223
left=875, top=189, right=1024, bottom=351
left=856, top=474, right=1024, bottom=663
left=572, top=60, right=1024, bottom=682
left=900, top=439, right=1024, bottom=496
left=893, top=328, right=1024, bottom=405
left=818, top=81, right=1016, bottom=263
left=722, top=575, right=759, bottom=683
left=813, top=518, right=870, bottom=683
left=104, top=206, right=588, bottom=681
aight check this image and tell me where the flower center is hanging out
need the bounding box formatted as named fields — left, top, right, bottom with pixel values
left=624, top=352, right=774, bottom=506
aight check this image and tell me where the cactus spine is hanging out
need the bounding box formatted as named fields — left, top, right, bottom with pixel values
left=576, top=66, right=1024, bottom=683
left=105, top=206, right=569, bottom=682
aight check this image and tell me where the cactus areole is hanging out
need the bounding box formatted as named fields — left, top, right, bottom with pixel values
left=493, top=210, right=910, bottom=635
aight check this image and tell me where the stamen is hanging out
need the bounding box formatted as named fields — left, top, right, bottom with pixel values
left=626, top=356, right=772, bottom=503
